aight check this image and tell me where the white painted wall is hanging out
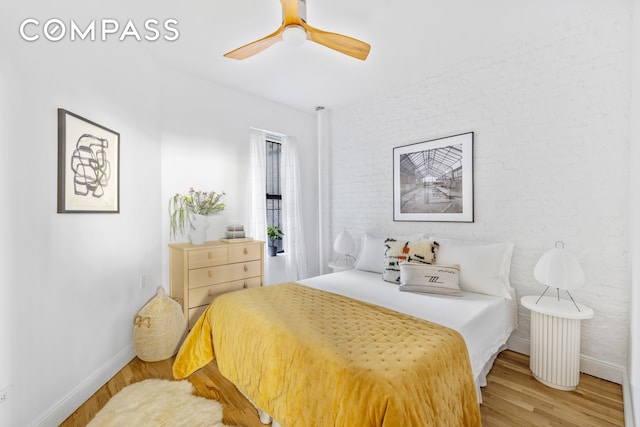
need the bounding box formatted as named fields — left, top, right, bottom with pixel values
left=325, top=3, right=631, bottom=379
left=0, top=44, right=17, bottom=427
left=628, top=0, right=639, bottom=424
left=1, top=39, right=165, bottom=426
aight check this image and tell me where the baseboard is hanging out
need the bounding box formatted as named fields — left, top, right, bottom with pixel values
left=507, top=335, right=529, bottom=356
left=623, top=373, right=636, bottom=427
left=30, top=345, right=135, bottom=427
left=580, top=354, right=624, bottom=384
left=506, top=336, right=624, bottom=385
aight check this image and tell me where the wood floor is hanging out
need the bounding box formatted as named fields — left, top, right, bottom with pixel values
left=60, top=350, right=624, bottom=427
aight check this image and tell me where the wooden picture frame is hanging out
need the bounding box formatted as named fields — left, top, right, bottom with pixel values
left=393, top=132, right=474, bottom=222
left=57, top=109, right=120, bottom=213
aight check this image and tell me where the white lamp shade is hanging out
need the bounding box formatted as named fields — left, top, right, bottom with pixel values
left=333, top=229, right=355, bottom=255
left=533, top=247, right=585, bottom=290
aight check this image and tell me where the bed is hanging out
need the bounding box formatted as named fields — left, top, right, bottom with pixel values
left=173, top=236, right=517, bottom=426
left=306, top=269, right=516, bottom=388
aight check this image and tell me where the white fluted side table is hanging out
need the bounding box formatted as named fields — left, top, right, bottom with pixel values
left=521, top=295, right=593, bottom=391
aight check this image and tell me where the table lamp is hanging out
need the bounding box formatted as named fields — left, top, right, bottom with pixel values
left=333, top=229, right=355, bottom=267
left=533, top=241, right=585, bottom=311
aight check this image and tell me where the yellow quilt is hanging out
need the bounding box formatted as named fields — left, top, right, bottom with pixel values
left=174, top=282, right=480, bottom=427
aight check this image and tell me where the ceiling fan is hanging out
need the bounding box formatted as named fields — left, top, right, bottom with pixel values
left=224, top=0, right=371, bottom=61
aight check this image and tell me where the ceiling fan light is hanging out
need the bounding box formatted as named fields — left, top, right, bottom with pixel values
left=282, top=25, right=307, bottom=46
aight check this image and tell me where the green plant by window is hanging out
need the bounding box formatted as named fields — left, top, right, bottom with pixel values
left=169, top=188, right=225, bottom=240
left=267, top=226, right=284, bottom=246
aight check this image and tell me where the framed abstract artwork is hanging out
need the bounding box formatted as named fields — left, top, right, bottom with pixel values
left=57, top=109, right=120, bottom=213
left=393, top=132, right=474, bottom=222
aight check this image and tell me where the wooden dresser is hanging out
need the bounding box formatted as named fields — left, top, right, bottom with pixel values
left=169, top=240, right=265, bottom=329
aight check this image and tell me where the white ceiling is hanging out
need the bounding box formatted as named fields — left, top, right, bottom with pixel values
left=136, top=0, right=606, bottom=112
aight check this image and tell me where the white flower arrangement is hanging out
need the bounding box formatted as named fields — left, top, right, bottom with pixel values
left=169, top=187, right=225, bottom=240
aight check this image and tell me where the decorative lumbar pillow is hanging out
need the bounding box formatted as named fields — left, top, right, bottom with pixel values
left=354, top=233, right=421, bottom=274
left=399, top=262, right=463, bottom=296
left=382, top=239, right=439, bottom=283
left=432, top=237, right=514, bottom=299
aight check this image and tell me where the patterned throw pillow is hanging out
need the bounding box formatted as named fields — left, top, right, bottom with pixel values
left=382, top=239, right=439, bottom=283
left=399, top=263, right=463, bottom=296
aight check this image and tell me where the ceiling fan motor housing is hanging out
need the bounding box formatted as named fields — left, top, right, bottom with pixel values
left=282, top=25, right=307, bottom=45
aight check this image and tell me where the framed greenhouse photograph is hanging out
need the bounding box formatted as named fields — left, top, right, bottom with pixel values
left=393, top=132, right=474, bottom=222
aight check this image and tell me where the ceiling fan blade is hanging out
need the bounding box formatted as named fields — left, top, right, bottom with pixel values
left=280, top=0, right=300, bottom=25
left=302, top=22, right=370, bottom=60
left=224, top=25, right=285, bottom=60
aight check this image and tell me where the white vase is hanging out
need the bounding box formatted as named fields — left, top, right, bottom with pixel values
left=189, top=214, right=209, bottom=245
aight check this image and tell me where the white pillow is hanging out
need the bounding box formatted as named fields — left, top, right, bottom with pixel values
left=431, top=236, right=514, bottom=299
left=399, top=263, right=462, bottom=296
left=354, top=233, right=421, bottom=274
left=431, top=236, right=514, bottom=281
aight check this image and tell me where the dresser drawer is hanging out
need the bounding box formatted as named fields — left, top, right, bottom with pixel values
left=186, top=277, right=262, bottom=329
left=171, top=240, right=264, bottom=330
left=188, top=277, right=262, bottom=308
left=228, top=244, right=261, bottom=263
left=188, top=246, right=228, bottom=269
left=188, top=260, right=262, bottom=289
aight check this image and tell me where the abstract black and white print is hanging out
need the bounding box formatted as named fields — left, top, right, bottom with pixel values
left=58, top=109, right=120, bottom=213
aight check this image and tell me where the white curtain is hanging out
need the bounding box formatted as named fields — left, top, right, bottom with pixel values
left=247, top=129, right=267, bottom=246
left=281, top=136, right=309, bottom=280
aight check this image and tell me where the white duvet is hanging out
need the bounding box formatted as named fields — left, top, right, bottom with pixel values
left=299, top=269, right=517, bottom=396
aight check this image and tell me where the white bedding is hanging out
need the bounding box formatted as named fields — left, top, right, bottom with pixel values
left=298, top=268, right=517, bottom=397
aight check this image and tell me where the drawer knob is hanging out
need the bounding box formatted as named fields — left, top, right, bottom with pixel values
left=243, top=281, right=248, bottom=289
left=208, top=270, right=212, bottom=278
left=207, top=252, right=212, bottom=259
left=243, top=248, right=248, bottom=255
left=208, top=289, right=214, bottom=297
left=243, top=265, right=248, bottom=272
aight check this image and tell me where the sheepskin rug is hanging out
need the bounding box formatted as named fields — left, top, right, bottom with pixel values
left=88, top=379, right=233, bottom=427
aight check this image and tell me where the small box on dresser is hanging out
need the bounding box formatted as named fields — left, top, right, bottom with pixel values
left=169, top=240, right=265, bottom=329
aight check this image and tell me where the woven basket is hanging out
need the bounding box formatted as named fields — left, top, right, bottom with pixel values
left=133, top=288, right=186, bottom=362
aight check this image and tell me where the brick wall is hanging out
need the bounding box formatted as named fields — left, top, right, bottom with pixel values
left=326, top=5, right=631, bottom=373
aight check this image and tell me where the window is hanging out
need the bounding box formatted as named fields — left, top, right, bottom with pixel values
left=266, top=138, right=283, bottom=253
